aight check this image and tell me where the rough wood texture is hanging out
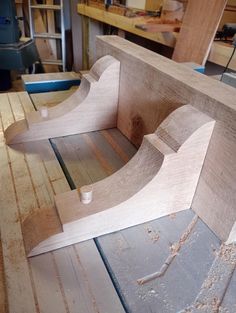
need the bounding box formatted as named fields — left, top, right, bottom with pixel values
left=22, top=105, right=215, bottom=256
left=4, top=36, right=236, bottom=247
left=208, top=42, right=236, bottom=71
left=0, top=92, right=125, bottom=313
left=95, top=36, right=236, bottom=243
left=172, top=0, right=227, bottom=65
left=5, top=55, right=120, bottom=144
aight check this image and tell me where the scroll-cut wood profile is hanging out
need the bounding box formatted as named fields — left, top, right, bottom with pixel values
left=4, top=55, right=120, bottom=144
left=22, top=105, right=215, bottom=257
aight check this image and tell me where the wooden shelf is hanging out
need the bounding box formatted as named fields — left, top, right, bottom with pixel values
left=77, top=4, right=177, bottom=48
left=77, top=3, right=235, bottom=70
left=208, top=41, right=236, bottom=71
left=30, top=4, right=61, bottom=10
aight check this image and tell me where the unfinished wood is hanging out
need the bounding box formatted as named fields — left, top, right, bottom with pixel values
left=145, top=0, right=162, bottom=11
left=219, top=1, right=236, bottom=29
left=96, top=36, right=236, bottom=243
left=71, top=0, right=83, bottom=71
left=22, top=105, right=215, bottom=256
left=5, top=55, right=120, bottom=144
left=0, top=238, right=6, bottom=313
left=77, top=1, right=234, bottom=68
left=208, top=42, right=236, bottom=71
left=22, top=71, right=81, bottom=83
left=53, top=129, right=222, bottom=313
left=77, top=4, right=177, bottom=48
left=0, top=95, right=38, bottom=313
left=126, top=0, right=162, bottom=10
left=5, top=36, right=236, bottom=247
left=31, top=0, right=59, bottom=72
left=31, top=89, right=77, bottom=109
left=0, top=91, right=125, bottom=313
left=135, top=22, right=181, bottom=33
left=172, top=0, right=227, bottom=65
left=46, top=0, right=57, bottom=59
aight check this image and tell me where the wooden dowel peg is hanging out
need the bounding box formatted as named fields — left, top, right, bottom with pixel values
left=80, top=185, right=93, bottom=204
left=39, top=106, right=48, bottom=118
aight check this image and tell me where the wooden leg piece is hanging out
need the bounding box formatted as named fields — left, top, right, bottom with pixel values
left=4, top=55, right=120, bottom=144
left=22, top=105, right=215, bottom=257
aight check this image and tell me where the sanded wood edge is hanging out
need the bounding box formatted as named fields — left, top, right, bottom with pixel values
left=5, top=55, right=120, bottom=144
left=22, top=105, right=216, bottom=257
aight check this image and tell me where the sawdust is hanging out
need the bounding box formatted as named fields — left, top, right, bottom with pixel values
left=138, top=215, right=198, bottom=285
left=146, top=226, right=160, bottom=243
left=217, top=244, right=236, bottom=264
left=170, top=215, right=198, bottom=255
left=192, top=297, right=220, bottom=313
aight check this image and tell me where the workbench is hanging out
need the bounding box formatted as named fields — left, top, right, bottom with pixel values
left=77, top=3, right=236, bottom=71
left=0, top=88, right=235, bottom=313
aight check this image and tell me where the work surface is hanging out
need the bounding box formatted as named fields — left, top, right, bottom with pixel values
left=0, top=90, right=235, bottom=313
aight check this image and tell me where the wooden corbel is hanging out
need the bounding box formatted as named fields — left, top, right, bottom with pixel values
left=21, top=105, right=215, bottom=257
left=4, top=55, right=120, bottom=144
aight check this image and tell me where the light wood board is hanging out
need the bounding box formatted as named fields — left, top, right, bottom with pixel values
left=172, top=0, right=227, bottom=65
left=0, top=91, right=125, bottom=313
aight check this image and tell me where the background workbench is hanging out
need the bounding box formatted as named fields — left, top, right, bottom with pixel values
left=74, top=2, right=236, bottom=71
left=0, top=89, right=235, bottom=313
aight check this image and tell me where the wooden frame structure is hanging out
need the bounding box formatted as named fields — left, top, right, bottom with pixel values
left=4, top=36, right=236, bottom=257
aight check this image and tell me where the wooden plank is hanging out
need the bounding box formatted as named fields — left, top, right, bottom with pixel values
left=30, top=253, right=69, bottom=313
left=4, top=93, right=68, bottom=313
left=0, top=97, right=37, bottom=313
left=135, top=23, right=181, bottom=33
left=172, top=0, right=227, bottom=65
left=46, top=0, right=57, bottom=59
left=0, top=238, right=7, bottom=313
left=77, top=4, right=177, bottom=48
left=18, top=91, right=36, bottom=114
left=22, top=72, right=81, bottom=83
left=71, top=0, right=83, bottom=71
left=82, top=15, right=90, bottom=70
left=208, top=42, right=236, bottom=71
left=54, top=242, right=125, bottom=313
left=73, top=240, right=125, bottom=313
left=31, top=0, right=59, bottom=72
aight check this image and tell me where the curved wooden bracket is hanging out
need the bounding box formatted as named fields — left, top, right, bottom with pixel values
left=22, top=105, right=215, bottom=257
left=5, top=55, right=120, bottom=144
